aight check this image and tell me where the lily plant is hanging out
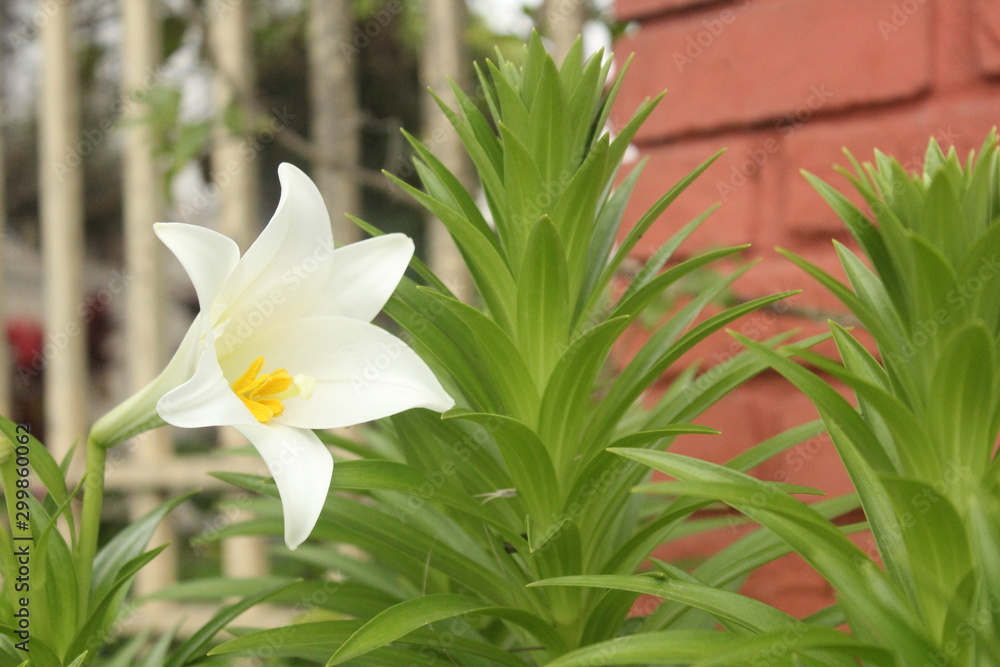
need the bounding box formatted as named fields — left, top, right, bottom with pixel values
left=4, top=26, right=993, bottom=667
left=563, top=134, right=1000, bottom=666
left=202, top=35, right=853, bottom=666
left=0, top=165, right=452, bottom=665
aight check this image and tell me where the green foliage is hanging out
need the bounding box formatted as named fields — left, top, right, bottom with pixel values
left=0, top=415, right=292, bottom=666
left=616, top=132, right=1000, bottom=665
left=212, top=34, right=826, bottom=665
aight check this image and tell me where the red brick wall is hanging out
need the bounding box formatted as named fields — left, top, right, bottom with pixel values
left=612, top=0, right=999, bottom=617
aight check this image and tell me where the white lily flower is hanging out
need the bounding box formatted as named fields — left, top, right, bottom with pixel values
left=144, top=163, right=454, bottom=549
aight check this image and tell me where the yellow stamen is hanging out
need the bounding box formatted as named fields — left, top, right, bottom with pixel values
left=232, top=356, right=298, bottom=424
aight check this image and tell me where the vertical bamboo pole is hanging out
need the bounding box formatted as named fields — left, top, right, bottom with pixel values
left=308, top=0, right=360, bottom=245
left=542, top=0, right=588, bottom=64
left=39, top=0, right=87, bottom=466
left=0, top=14, right=9, bottom=418
left=209, top=0, right=257, bottom=250
left=209, top=0, right=268, bottom=578
left=420, top=0, right=474, bottom=302
left=120, top=0, right=176, bottom=597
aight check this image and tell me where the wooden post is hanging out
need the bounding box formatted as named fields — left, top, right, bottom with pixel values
left=308, top=0, right=361, bottom=245
left=209, top=0, right=257, bottom=250
left=0, top=14, right=9, bottom=418
left=39, top=0, right=87, bottom=465
left=542, top=0, right=588, bottom=64
left=208, top=0, right=269, bottom=578
left=120, top=0, right=177, bottom=597
left=420, top=0, right=474, bottom=302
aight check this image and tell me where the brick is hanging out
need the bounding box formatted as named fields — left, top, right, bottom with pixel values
left=649, top=519, right=749, bottom=576
left=644, top=525, right=845, bottom=619
left=930, top=0, right=979, bottom=89
left=769, top=109, right=935, bottom=252
left=975, top=0, right=1000, bottom=76
left=932, top=92, right=1000, bottom=153
left=663, top=378, right=775, bottom=463
left=657, top=372, right=832, bottom=465
left=616, top=0, right=713, bottom=21
left=663, top=309, right=838, bottom=376
left=619, top=133, right=761, bottom=258
left=747, top=375, right=855, bottom=498
left=742, top=552, right=835, bottom=618
left=614, top=0, right=933, bottom=143
left=613, top=246, right=869, bottom=379
left=736, top=245, right=866, bottom=317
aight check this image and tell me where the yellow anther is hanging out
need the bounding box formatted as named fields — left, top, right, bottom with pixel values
left=232, top=356, right=296, bottom=424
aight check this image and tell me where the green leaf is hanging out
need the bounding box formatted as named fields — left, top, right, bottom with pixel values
left=419, top=288, right=540, bottom=423
left=383, top=278, right=496, bottom=411
left=802, top=170, right=903, bottom=311
left=575, top=160, right=645, bottom=321
left=613, top=447, right=934, bottom=661
left=164, top=580, right=298, bottom=667
left=65, top=652, right=89, bottom=667
left=444, top=411, right=560, bottom=551
left=384, top=174, right=517, bottom=332
left=778, top=247, right=899, bottom=350
left=731, top=333, right=917, bottom=595
left=90, top=491, right=195, bottom=613
left=68, top=545, right=169, bottom=660
left=695, top=627, right=896, bottom=667
left=590, top=150, right=724, bottom=311
left=531, top=571, right=800, bottom=635
left=584, top=291, right=795, bottom=461
left=0, top=417, right=73, bottom=531
left=326, top=594, right=566, bottom=665
left=30, top=495, right=78, bottom=653
left=550, top=137, right=611, bottom=288
left=926, top=322, right=996, bottom=472
left=149, top=576, right=293, bottom=602
left=879, top=475, right=972, bottom=639
left=543, top=630, right=732, bottom=666
left=328, top=459, right=518, bottom=540
left=517, top=217, right=571, bottom=386
left=525, top=54, right=568, bottom=188
left=100, top=631, right=153, bottom=667
left=211, top=619, right=516, bottom=665
left=499, top=121, right=545, bottom=268
left=540, top=316, right=631, bottom=472
left=137, top=622, right=182, bottom=667
left=611, top=245, right=747, bottom=321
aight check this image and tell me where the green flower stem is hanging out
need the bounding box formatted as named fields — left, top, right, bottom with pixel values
left=72, top=361, right=170, bottom=618
left=88, top=382, right=166, bottom=453
left=76, top=434, right=106, bottom=617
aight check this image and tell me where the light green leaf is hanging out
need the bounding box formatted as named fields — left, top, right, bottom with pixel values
left=164, top=580, right=298, bottom=667
left=517, top=217, right=571, bottom=386
left=327, top=594, right=566, bottom=665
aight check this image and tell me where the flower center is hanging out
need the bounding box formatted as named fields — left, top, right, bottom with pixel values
left=232, top=356, right=315, bottom=424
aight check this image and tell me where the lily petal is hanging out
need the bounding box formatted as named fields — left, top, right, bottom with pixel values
left=313, top=234, right=414, bottom=322
left=217, top=163, right=335, bottom=327
left=157, top=327, right=256, bottom=428
left=154, top=222, right=241, bottom=315
left=219, top=316, right=455, bottom=429
left=233, top=421, right=333, bottom=549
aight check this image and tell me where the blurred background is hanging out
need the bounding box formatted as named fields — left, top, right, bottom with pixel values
left=1, top=0, right=997, bottom=637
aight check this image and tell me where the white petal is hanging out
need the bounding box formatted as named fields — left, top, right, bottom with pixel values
left=157, top=326, right=255, bottom=428
left=216, top=163, right=336, bottom=327
left=154, top=222, right=240, bottom=315
left=218, top=317, right=455, bottom=429
left=153, top=313, right=205, bottom=392
left=311, top=234, right=414, bottom=322
left=233, top=422, right=333, bottom=549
